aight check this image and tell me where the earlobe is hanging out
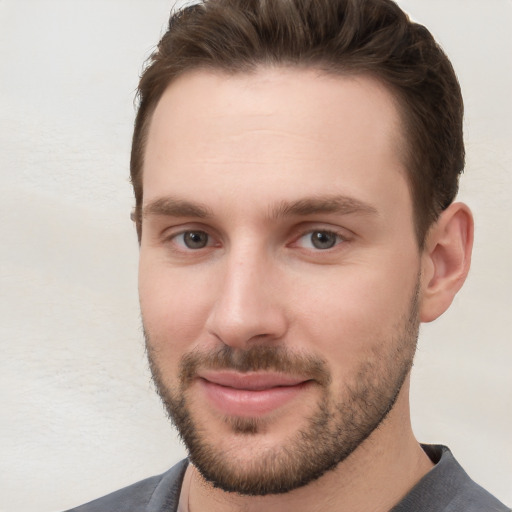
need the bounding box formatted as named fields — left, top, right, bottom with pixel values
left=419, top=202, right=474, bottom=323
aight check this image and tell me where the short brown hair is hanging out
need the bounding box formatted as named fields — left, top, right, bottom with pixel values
left=131, top=0, right=464, bottom=245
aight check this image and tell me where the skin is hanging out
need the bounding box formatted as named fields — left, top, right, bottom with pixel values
left=138, top=68, right=473, bottom=512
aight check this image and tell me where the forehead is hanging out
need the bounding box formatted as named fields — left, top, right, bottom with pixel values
left=143, top=67, right=410, bottom=218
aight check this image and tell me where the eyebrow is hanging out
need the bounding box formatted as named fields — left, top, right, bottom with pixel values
left=269, top=195, right=378, bottom=219
left=142, top=194, right=378, bottom=220
left=143, top=197, right=213, bottom=219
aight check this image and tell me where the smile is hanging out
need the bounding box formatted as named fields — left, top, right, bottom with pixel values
left=197, top=371, right=312, bottom=417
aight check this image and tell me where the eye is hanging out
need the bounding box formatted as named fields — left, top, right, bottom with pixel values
left=175, top=230, right=211, bottom=249
left=296, top=230, right=344, bottom=250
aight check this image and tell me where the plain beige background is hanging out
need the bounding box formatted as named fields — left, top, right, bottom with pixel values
left=0, top=1, right=511, bottom=511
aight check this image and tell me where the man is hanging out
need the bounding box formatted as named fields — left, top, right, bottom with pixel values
left=67, top=0, right=509, bottom=510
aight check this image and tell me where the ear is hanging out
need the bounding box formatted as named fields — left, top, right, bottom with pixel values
left=419, top=202, right=474, bottom=323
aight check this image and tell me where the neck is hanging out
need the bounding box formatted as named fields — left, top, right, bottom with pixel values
left=188, top=379, right=433, bottom=512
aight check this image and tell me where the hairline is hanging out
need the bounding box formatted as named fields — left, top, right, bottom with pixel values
left=134, top=63, right=428, bottom=248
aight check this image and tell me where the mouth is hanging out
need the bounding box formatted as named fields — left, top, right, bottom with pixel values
left=196, top=370, right=313, bottom=417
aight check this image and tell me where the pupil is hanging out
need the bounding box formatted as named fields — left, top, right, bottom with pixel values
left=185, top=231, right=208, bottom=249
left=312, top=231, right=336, bottom=249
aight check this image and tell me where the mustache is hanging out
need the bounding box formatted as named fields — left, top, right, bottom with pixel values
left=179, top=344, right=331, bottom=387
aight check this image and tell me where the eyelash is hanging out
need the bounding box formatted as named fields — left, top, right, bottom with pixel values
left=165, top=229, right=218, bottom=251
left=164, top=227, right=348, bottom=253
left=293, top=229, right=346, bottom=250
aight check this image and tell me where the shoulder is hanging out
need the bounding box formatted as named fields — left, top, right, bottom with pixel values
left=63, top=459, right=188, bottom=512
left=392, top=445, right=510, bottom=512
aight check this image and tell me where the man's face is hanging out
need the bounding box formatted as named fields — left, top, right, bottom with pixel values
left=139, top=68, right=423, bottom=495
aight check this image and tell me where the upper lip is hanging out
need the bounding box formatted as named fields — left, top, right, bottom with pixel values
left=197, top=370, right=309, bottom=390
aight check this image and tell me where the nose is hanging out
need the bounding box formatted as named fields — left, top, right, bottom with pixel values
left=205, top=248, right=288, bottom=349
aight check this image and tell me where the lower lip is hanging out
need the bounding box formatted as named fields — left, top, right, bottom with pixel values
left=199, top=379, right=310, bottom=417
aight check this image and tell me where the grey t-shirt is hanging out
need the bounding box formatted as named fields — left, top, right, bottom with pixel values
left=65, top=445, right=510, bottom=512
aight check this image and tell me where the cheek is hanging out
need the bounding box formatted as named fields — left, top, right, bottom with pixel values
left=290, top=260, right=419, bottom=368
left=138, top=260, right=214, bottom=357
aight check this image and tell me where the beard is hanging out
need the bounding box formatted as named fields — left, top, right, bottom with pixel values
left=145, top=281, right=420, bottom=496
